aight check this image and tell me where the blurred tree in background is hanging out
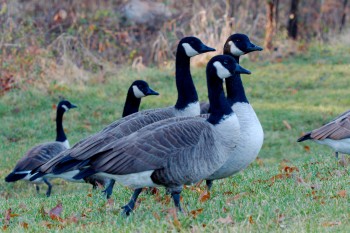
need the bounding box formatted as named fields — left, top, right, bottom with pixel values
left=0, top=0, right=349, bottom=93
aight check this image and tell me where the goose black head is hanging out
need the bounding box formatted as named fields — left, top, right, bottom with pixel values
left=208, top=55, right=251, bottom=80
left=131, top=80, right=159, bottom=99
left=179, top=36, right=216, bottom=57
left=224, top=33, right=263, bottom=57
left=57, top=100, right=77, bottom=112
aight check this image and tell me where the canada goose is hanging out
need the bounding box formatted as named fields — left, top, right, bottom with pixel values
left=5, top=100, right=77, bottom=196
left=297, top=109, right=350, bottom=158
left=30, top=37, right=215, bottom=198
left=29, top=80, right=159, bottom=191
left=202, top=34, right=264, bottom=191
left=72, top=55, right=251, bottom=215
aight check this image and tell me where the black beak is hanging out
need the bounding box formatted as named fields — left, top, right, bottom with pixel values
left=246, top=42, right=263, bottom=52
left=70, top=104, right=78, bottom=109
left=146, top=87, right=159, bottom=96
left=235, top=64, right=251, bottom=75
left=198, top=44, right=216, bottom=54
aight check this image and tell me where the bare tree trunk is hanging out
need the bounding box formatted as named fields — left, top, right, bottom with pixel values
left=317, top=0, right=325, bottom=40
left=339, top=0, right=348, bottom=32
left=275, top=0, right=279, bottom=32
left=264, top=0, right=275, bottom=51
left=287, top=0, right=299, bottom=40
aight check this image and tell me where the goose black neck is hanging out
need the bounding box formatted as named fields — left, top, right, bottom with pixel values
left=225, top=55, right=249, bottom=105
left=122, top=88, right=142, bottom=117
left=56, top=108, right=67, bottom=142
left=207, top=71, right=233, bottom=125
left=174, top=49, right=198, bottom=110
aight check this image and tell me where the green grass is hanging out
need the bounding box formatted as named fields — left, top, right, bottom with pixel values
left=0, top=44, right=350, bottom=232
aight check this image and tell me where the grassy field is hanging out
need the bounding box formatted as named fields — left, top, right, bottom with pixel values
left=0, top=43, right=349, bottom=232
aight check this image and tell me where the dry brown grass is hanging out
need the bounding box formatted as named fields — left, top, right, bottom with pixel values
left=0, top=0, right=349, bottom=93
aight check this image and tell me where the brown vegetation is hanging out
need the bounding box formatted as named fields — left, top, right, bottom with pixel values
left=0, top=0, right=349, bottom=93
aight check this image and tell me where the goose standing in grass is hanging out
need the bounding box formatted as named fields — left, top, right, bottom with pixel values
left=5, top=100, right=77, bottom=197
left=30, top=37, right=215, bottom=198
left=201, top=33, right=264, bottom=191
left=72, top=55, right=251, bottom=215
left=297, top=109, right=350, bottom=159
left=30, top=80, right=159, bottom=191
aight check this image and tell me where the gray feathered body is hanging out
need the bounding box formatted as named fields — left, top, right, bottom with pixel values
left=298, top=110, right=350, bottom=154
left=207, top=102, right=264, bottom=180
left=85, top=113, right=240, bottom=189
left=39, top=103, right=200, bottom=176
left=9, top=142, right=67, bottom=183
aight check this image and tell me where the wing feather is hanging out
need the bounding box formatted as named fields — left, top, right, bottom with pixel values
left=89, top=118, right=215, bottom=175
left=310, top=113, right=350, bottom=140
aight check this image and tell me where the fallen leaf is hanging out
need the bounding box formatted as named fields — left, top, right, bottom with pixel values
left=49, top=202, right=63, bottom=221
left=21, top=222, right=28, bottom=229
left=39, top=206, right=48, bottom=218
left=199, top=191, right=210, bottom=202
left=277, top=214, right=285, bottom=223
left=322, top=221, right=341, bottom=227
left=249, top=215, right=255, bottom=224
left=152, top=212, right=161, bottom=220
left=42, top=221, right=53, bottom=229
left=66, top=215, right=79, bottom=224
left=270, top=173, right=291, bottom=182
left=190, top=208, right=203, bottom=218
left=216, top=215, right=234, bottom=224
left=149, top=187, right=160, bottom=195
left=173, top=219, right=182, bottom=230
left=223, top=191, right=233, bottom=195
left=337, top=190, right=346, bottom=198
left=283, top=166, right=299, bottom=173
left=4, top=208, right=11, bottom=226
left=283, top=120, right=292, bottom=130
left=255, top=157, right=264, bottom=167
left=304, top=145, right=310, bottom=152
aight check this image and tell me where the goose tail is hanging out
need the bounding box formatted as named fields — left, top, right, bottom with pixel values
left=5, top=172, right=27, bottom=182
left=29, top=171, right=45, bottom=181
left=73, top=168, right=98, bottom=180
left=297, top=132, right=312, bottom=142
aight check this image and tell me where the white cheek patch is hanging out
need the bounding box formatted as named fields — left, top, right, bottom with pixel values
left=213, top=61, right=232, bottom=79
left=132, top=85, right=146, bottom=98
left=62, top=105, right=69, bottom=111
left=182, top=43, right=199, bottom=57
left=228, top=41, right=244, bottom=56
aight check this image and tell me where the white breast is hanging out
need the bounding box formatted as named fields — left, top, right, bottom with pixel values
left=98, top=170, right=158, bottom=189
left=61, top=140, right=70, bottom=149
left=208, top=102, right=264, bottom=180
left=174, top=102, right=200, bottom=117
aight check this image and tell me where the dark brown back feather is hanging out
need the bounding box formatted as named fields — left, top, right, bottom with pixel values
left=310, top=111, right=350, bottom=140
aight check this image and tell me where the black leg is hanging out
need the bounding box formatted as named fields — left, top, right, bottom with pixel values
left=43, top=178, right=52, bottom=197
left=206, top=180, right=213, bottom=191
left=35, top=184, right=40, bottom=194
left=121, top=188, right=143, bottom=216
left=335, top=152, right=339, bottom=159
left=102, top=180, right=115, bottom=199
left=171, top=191, right=182, bottom=212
